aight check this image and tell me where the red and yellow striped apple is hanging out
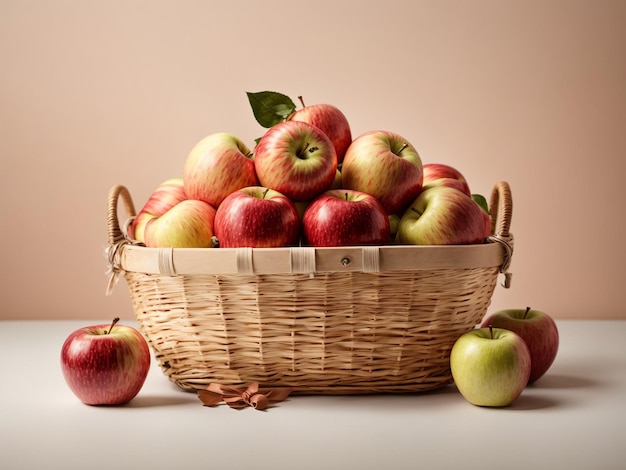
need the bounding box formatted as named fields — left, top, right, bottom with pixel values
left=254, top=120, right=337, bottom=202
left=341, top=130, right=423, bottom=215
left=288, top=96, right=353, bottom=163
left=130, top=177, right=186, bottom=243
left=183, top=132, right=259, bottom=208
left=396, top=186, right=490, bottom=245
left=143, top=199, right=217, bottom=248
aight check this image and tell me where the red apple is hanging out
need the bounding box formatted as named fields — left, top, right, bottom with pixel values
left=183, top=132, right=259, bottom=207
left=341, top=130, right=423, bottom=215
left=422, top=177, right=471, bottom=197
left=60, top=318, right=150, bottom=406
left=288, top=96, right=352, bottom=163
left=130, top=177, right=187, bottom=243
left=481, top=307, right=559, bottom=383
left=422, top=163, right=468, bottom=186
left=302, top=189, right=390, bottom=247
left=254, top=120, right=337, bottom=202
left=214, top=186, right=300, bottom=248
left=396, top=186, right=490, bottom=245
left=143, top=199, right=217, bottom=248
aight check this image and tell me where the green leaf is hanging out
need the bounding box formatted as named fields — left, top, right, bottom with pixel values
left=246, top=91, right=297, bottom=128
left=472, top=194, right=490, bottom=215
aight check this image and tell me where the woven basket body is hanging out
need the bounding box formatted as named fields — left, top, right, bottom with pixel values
left=107, top=182, right=514, bottom=394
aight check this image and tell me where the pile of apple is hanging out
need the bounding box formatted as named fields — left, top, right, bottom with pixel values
left=451, top=306, right=560, bottom=407
left=129, top=91, right=491, bottom=249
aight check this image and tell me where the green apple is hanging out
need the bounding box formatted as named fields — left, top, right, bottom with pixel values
left=450, top=326, right=531, bottom=407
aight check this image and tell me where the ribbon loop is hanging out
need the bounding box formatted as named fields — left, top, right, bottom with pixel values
left=198, top=383, right=293, bottom=411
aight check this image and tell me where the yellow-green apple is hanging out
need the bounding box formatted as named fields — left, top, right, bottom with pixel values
left=183, top=132, right=259, bottom=207
left=341, top=130, right=423, bottom=215
left=130, top=177, right=186, bottom=243
left=254, top=120, right=337, bottom=202
left=450, top=326, right=531, bottom=407
left=143, top=199, right=217, bottom=248
left=288, top=96, right=353, bottom=163
left=302, top=189, right=390, bottom=246
left=60, top=318, right=150, bottom=406
left=214, top=186, right=300, bottom=248
left=481, top=307, right=559, bottom=383
left=396, top=186, right=491, bottom=245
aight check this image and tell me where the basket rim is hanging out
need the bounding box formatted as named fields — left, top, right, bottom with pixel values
left=105, top=181, right=514, bottom=278
left=116, top=242, right=506, bottom=275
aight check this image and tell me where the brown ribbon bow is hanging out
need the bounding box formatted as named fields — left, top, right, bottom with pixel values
left=198, top=383, right=293, bottom=411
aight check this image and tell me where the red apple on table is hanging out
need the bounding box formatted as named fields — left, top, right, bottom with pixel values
left=481, top=307, right=559, bottom=383
left=130, top=177, right=187, bottom=243
left=142, top=199, right=217, bottom=248
left=341, top=130, right=423, bottom=215
left=288, top=96, right=353, bottom=163
left=254, top=120, right=338, bottom=202
left=183, top=132, right=259, bottom=207
left=450, top=325, right=531, bottom=407
left=302, top=189, right=390, bottom=247
left=60, top=318, right=150, bottom=406
left=396, top=186, right=490, bottom=245
left=214, top=186, right=300, bottom=248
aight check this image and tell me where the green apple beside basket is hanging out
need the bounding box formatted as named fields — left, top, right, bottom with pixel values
left=106, top=181, right=514, bottom=394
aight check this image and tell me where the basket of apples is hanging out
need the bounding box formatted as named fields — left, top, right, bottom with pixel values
left=105, top=91, right=514, bottom=395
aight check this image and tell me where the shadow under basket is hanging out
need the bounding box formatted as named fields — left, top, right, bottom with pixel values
left=106, top=181, right=514, bottom=395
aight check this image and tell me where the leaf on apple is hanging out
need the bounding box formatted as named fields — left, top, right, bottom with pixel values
left=472, top=193, right=490, bottom=215
left=246, top=91, right=297, bottom=128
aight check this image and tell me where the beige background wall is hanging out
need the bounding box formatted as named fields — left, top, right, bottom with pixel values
left=1, top=0, right=624, bottom=320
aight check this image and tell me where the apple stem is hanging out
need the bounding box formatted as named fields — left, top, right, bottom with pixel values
left=523, top=306, right=531, bottom=319
left=398, top=143, right=408, bottom=153
left=489, top=324, right=494, bottom=339
left=345, top=192, right=349, bottom=201
left=105, top=317, right=120, bottom=335
left=298, top=95, right=305, bottom=108
left=262, top=188, right=270, bottom=199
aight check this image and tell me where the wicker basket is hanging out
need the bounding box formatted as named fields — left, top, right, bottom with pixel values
left=106, top=181, right=514, bottom=394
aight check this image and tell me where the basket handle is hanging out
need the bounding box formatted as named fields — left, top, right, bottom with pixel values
left=489, top=181, right=512, bottom=238
left=107, top=185, right=136, bottom=245
left=488, top=181, right=514, bottom=288
left=105, top=185, right=137, bottom=295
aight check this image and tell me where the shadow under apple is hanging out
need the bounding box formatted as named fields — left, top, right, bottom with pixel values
left=123, top=394, right=198, bottom=408
left=528, top=374, right=599, bottom=389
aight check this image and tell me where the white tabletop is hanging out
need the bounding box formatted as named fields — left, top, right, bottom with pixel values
left=1, top=319, right=624, bottom=470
